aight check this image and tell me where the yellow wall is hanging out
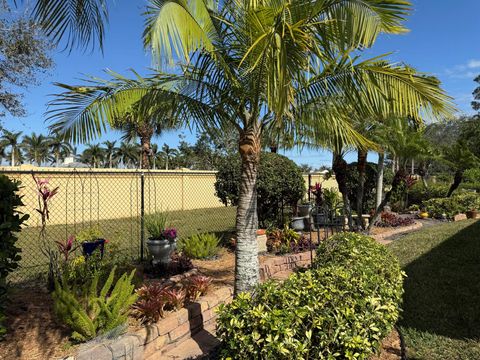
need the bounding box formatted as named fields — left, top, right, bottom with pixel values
left=1, top=165, right=337, bottom=226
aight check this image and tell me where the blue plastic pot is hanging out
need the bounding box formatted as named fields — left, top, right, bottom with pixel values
left=81, top=239, right=106, bottom=258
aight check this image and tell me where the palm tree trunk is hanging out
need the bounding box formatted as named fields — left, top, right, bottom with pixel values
left=332, top=151, right=354, bottom=231
left=138, top=125, right=153, bottom=170
left=235, top=127, right=260, bottom=295
left=166, top=156, right=169, bottom=170
left=368, top=169, right=406, bottom=233
left=447, top=170, right=463, bottom=197
left=411, top=159, right=415, bottom=174
left=56, top=152, right=60, bottom=167
left=11, top=149, right=15, bottom=166
left=356, top=149, right=368, bottom=229
left=376, top=152, right=385, bottom=208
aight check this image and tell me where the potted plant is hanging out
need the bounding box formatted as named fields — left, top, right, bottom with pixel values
left=466, top=209, right=478, bottom=219
left=145, top=212, right=177, bottom=265
left=76, top=226, right=106, bottom=257
left=297, top=201, right=312, bottom=217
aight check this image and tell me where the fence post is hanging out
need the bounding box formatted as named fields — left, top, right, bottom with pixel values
left=140, top=172, right=145, bottom=261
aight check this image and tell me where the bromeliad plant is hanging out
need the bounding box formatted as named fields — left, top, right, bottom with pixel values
left=33, top=175, right=60, bottom=289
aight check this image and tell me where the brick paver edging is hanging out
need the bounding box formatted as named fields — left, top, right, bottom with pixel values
left=74, top=250, right=314, bottom=360
left=371, top=221, right=423, bottom=244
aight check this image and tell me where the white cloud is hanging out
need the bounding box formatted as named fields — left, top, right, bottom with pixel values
left=445, top=60, right=480, bottom=79
left=468, top=59, right=480, bottom=69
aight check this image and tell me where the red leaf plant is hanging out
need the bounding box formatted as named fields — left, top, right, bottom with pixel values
left=185, top=275, right=212, bottom=302
left=55, top=235, right=78, bottom=262
left=131, top=282, right=166, bottom=324
left=162, top=286, right=187, bottom=311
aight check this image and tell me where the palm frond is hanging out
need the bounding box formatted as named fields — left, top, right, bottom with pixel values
left=31, top=0, right=109, bottom=51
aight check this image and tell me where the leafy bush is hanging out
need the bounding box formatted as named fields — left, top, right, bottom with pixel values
left=375, top=212, right=415, bottom=227
left=217, top=233, right=404, bottom=359
left=424, top=192, right=480, bottom=219
left=178, top=233, right=220, bottom=259
left=407, top=182, right=450, bottom=206
left=76, top=226, right=103, bottom=242
left=215, top=152, right=305, bottom=227
left=0, top=175, right=29, bottom=337
left=185, top=275, right=212, bottom=301
left=463, top=168, right=480, bottom=183
left=52, top=266, right=137, bottom=342
left=266, top=226, right=310, bottom=254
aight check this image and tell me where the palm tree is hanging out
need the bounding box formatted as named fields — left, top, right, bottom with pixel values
left=116, top=142, right=139, bottom=169
left=160, top=144, right=178, bottom=170
left=81, top=144, right=104, bottom=168
left=48, top=132, right=73, bottom=166
left=442, top=141, right=479, bottom=197
left=1, top=130, right=23, bottom=166
left=22, top=133, right=50, bottom=166
left=47, top=0, right=456, bottom=293
left=103, top=140, right=119, bottom=168
left=150, top=143, right=159, bottom=169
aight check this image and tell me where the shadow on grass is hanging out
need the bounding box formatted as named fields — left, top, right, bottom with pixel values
left=396, top=220, right=480, bottom=340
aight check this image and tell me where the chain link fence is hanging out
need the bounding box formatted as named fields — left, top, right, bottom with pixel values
left=1, top=168, right=237, bottom=283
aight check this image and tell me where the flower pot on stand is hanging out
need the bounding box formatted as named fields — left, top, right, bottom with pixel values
left=147, top=238, right=177, bottom=266
left=291, top=216, right=306, bottom=231
left=297, top=204, right=312, bottom=217
left=81, top=239, right=106, bottom=258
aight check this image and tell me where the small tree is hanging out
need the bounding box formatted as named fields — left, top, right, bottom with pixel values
left=215, top=153, right=305, bottom=227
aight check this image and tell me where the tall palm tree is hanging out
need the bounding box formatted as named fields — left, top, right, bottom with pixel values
left=22, top=132, right=50, bottom=166
left=81, top=144, right=104, bottom=168
left=47, top=0, right=455, bottom=293
left=103, top=140, right=119, bottom=168
left=1, top=130, right=23, bottom=166
left=116, top=142, right=139, bottom=169
left=160, top=144, right=178, bottom=170
left=150, top=143, right=159, bottom=169
left=48, top=132, right=73, bottom=166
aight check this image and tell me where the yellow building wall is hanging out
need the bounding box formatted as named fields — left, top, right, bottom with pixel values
left=1, top=166, right=337, bottom=226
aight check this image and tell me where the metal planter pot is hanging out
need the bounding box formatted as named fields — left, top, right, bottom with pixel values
left=291, top=216, right=307, bottom=231
left=297, top=204, right=312, bottom=217
left=146, top=238, right=177, bottom=265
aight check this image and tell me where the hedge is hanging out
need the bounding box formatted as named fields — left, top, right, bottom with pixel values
left=216, top=233, right=404, bottom=359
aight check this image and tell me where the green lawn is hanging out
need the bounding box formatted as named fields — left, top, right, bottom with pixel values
left=13, top=206, right=236, bottom=283
left=388, top=220, right=480, bottom=359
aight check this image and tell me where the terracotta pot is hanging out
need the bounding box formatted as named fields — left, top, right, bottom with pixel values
left=256, top=229, right=266, bottom=236
left=466, top=210, right=478, bottom=219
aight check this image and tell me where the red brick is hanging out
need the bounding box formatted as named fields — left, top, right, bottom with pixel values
left=157, top=314, right=179, bottom=336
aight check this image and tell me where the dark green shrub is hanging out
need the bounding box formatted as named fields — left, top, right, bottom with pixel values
left=52, top=266, right=137, bottom=342
left=215, top=152, right=305, bottom=227
left=0, top=175, right=29, bottom=337
left=462, top=168, right=480, bottom=183
left=424, top=192, right=480, bottom=219
left=217, top=233, right=404, bottom=359
left=407, top=182, right=449, bottom=206
left=178, top=233, right=220, bottom=259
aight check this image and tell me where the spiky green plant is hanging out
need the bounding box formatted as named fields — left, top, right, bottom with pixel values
left=178, top=233, right=220, bottom=259
left=144, top=212, right=169, bottom=239
left=52, top=266, right=137, bottom=342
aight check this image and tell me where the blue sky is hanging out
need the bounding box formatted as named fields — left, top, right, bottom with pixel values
left=2, top=0, right=480, bottom=168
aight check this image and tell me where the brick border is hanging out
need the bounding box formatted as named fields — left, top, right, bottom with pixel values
left=371, top=221, right=423, bottom=243
left=75, top=250, right=314, bottom=360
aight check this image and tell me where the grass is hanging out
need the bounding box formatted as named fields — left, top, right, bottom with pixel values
left=388, top=220, right=480, bottom=359
left=13, top=206, right=236, bottom=283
